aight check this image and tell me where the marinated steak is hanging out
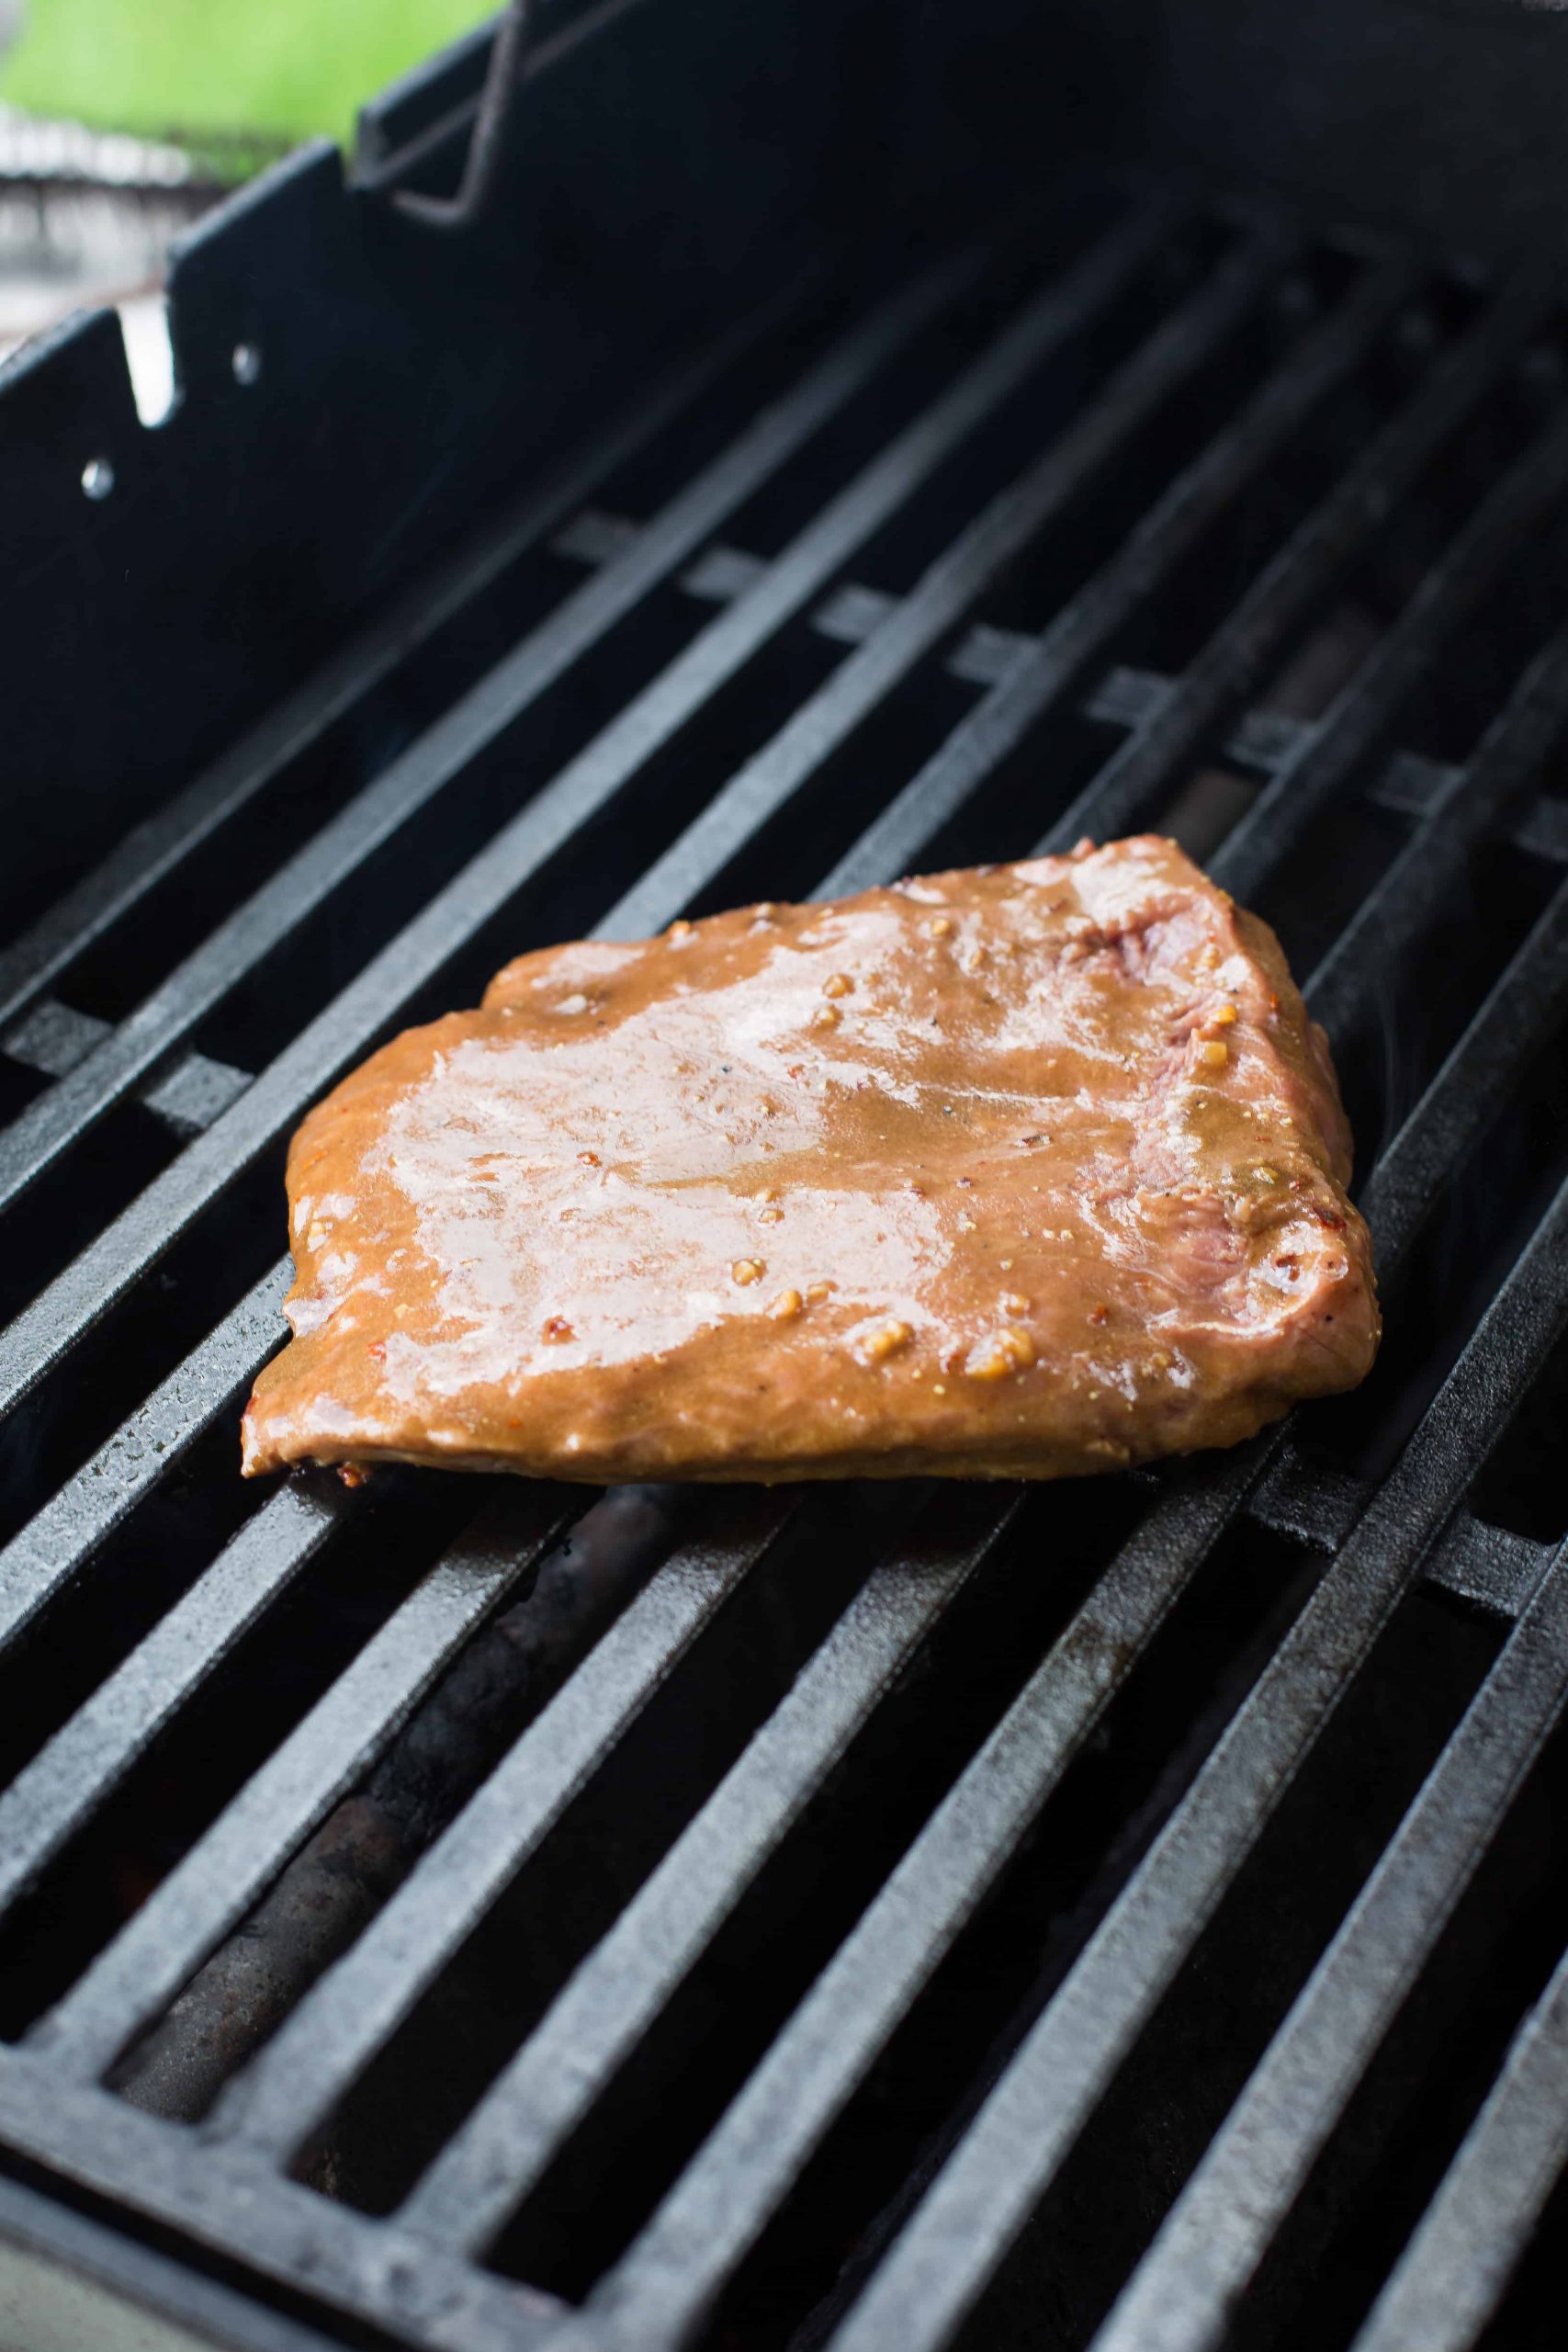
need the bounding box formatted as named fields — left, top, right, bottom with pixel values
left=242, top=837, right=1379, bottom=1484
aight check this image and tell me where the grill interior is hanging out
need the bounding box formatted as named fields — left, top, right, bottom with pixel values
left=5, top=23, right=1568, bottom=2350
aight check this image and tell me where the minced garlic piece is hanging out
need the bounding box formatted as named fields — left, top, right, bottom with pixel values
left=965, top=1327, right=1036, bottom=1380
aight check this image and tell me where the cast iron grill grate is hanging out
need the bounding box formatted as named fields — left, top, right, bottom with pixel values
left=4, top=162, right=1568, bottom=2352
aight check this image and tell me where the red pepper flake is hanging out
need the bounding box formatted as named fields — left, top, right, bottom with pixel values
left=542, top=1316, right=575, bottom=1342
left=367, top=1340, right=386, bottom=1360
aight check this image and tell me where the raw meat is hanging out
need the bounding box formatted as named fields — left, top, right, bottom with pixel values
left=242, top=836, right=1379, bottom=1483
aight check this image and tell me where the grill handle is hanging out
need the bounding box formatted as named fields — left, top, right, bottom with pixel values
left=389, top=0, right=531, bottom=230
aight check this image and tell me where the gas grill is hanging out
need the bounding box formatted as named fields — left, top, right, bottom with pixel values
left=5, top=3, right=1568, bottom=2346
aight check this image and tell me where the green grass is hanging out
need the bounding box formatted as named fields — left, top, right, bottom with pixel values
left=0, top=0, right=497, bottom=144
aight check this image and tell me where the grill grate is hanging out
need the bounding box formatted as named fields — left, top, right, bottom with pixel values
left=5, top=166, right=1568, bottom=2352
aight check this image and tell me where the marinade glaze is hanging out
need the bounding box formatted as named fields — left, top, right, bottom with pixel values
left=242, top=837, right=1380, bottom=1483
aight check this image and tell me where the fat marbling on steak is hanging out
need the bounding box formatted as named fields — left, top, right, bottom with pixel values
left=241, top=836, right=1379, bottom=1483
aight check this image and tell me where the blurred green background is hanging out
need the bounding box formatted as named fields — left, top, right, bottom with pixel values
left=0, top=0, right=497, bottom=142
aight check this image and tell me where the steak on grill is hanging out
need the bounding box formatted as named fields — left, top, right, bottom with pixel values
left=241, top=835, right=1379, bottom=1483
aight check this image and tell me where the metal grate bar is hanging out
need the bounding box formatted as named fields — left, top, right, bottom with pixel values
left=1308, top=622, right=1568, bottom=1037
left=2, top=1008, right=255, bottom=1138
left=1085, top=661, right=1325, bottom=774
left=546, top=520, right=1568, bottom=888
left=3, top=997, right=108, bottom=1075
left=0, top=2051, right=566, bottom=2352
left=1037, top=269, right=1551, bottom=854
left=536, top=525, right=1568, bottom=879
left=558, top=514, right=1033, bottom=687
left=1450, top=776, right=1568, bottom=865
left=2, top=197, right=1561, bottom=2352
left=6, top=347, right=1561, bottom=2220
left=0, top=204, right=1171, bottom=1654
left=1367, top=744, right=1472, bottom=813
left=1422, top=1511, right=1555, bottom=1620
left=0, top=2166, right=340, bottom=2352
left=0, top=1479, right=351, bottom=1919
left=1083, top=662, right=1429, bottom=786
left=819, top=1190, right=1568, bottom=2352
left=1353, top=1944, right=1568, bottom=2352
left=819, top=254, right=1414, bottom=899
left=0, top=259, right=979, bottom=1223
left=1247, top=1452, right=1367, bottom=1555
left=396, top=1492, right=1021, bottom=2253
left=0, top=206, right=1194, bottom=1951
left=577, top=884, right=1568, bottom=2344
left=0, top=273, right=817, bottom=1040
left=1252, top=1464, right=1555, bottom=1621
left=9, top=594, right=1553, bottom=1692
left=601, top=223, right=1286, bottom=942
left=582, top=1473, right=1267, bottom=2346
left=1092, top=1532, right=1568, bottom=2352
left=366, top=382, right=1554, bottom=2242
left=1079, top=663, right=1568, bottom=869
left=384, top=477, right=1557, bottom=2256
left=0, top=207, right=1168, bottom=1430
left=138, top=1047, right=254, bottom=1137
left=0, top=1262, right=285, bottom=1657
left=6, top=253, right=1485, bottom=2182
left=208, top=1495, right=795, bottom=2161
left=117, top=781, right=1558, bottom=2314
left=1352, top=871, right=1568, bottom=1274
left=1210, top=414, right=1568, bottom=902
left=31, top=1487, right=572, bottom=2083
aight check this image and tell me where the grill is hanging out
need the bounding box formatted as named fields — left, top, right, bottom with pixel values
left=6, top=6, right=1568, bottom=2348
